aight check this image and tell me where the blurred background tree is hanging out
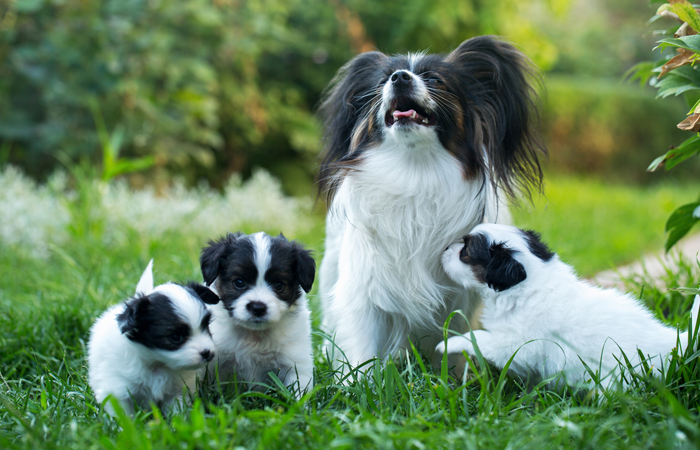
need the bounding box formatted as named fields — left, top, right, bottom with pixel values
left=0, top=0, right=696, bottom=195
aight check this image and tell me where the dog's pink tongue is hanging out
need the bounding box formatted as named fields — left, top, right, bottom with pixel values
left=393, top=109, right=415, bottom=119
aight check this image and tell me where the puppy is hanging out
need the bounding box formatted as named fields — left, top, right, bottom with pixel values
left=316, top=36, right=546, bottom=368
left=88, top=260, right=219, bottom=416
left=200, top=232, right=315, bottom=398
left=436, top=224, right=700, bottom=389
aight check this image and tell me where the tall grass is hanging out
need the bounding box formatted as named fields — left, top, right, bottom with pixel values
left=1, top=166, right=699, bottom=449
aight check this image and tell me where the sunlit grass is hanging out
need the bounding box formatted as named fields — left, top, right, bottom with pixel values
left=1, top=168, right=700, bottom=449
left=513, top=175, right=700, bottom=276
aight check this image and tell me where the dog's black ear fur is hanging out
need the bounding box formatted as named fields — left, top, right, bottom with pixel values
left=117, top=295, right=150, bottom=336
left=521, top=229, right=555, bottom=262
left=485, top=242, right=526, bottom=292
left=187, top=281, right=220, bottom=305
left=446, top=36, right=545, bottom=201
left=200, top=232, right=242, bottom=285
left=295, top=246, right=316, bottom=293
left=317, top=51, right=388, bottom=197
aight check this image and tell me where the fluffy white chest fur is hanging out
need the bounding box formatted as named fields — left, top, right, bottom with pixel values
left=320, top=134, right=506, bottom=366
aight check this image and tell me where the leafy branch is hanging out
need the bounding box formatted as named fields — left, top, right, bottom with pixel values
left=628, top=0, right=700, bottom=251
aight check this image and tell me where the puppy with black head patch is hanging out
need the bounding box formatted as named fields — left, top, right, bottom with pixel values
left=200, top=232, right=315, bottom=398
left=88, top=260, right=219, bottom=416
left=436, top=224, right=699, bottom=390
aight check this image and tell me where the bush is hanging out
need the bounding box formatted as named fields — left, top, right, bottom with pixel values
left=540, top=75, right=696, bottom=182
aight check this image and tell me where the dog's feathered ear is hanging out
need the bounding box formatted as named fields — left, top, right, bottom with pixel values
left=200, top=232, right=241, bottom=285
left=446, top=36, right=545, bottom=200
left=135, top=259, right=154, bottom=295
left=484, top=243, right=526, bottom=292
left=317, top=51, right=388, bottom=195
left=294, top=245, right=316, bottom=293
left=187, top=282, right=220, bottom=305
left=117, top=295, right=150, bottom=336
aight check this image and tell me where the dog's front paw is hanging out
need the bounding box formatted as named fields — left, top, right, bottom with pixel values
left=435, top=335, right=475, bottom=356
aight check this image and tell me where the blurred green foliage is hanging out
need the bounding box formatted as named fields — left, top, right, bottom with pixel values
left=0, top=0, right=690, bottom=192
left=542, top=75, right=698, bottom=183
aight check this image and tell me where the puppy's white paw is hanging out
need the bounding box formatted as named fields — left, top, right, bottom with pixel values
left=435, top=334, right=475, bottom=355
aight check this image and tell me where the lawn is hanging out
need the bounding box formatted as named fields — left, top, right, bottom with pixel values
left=1, top=166, right=699, bottom=449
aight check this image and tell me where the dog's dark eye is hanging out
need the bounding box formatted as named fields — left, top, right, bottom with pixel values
left=426, top=75, right=442, bottom=85
left=233, top=279, right=246, bottom=289
left=170, top=334, right=183, bottom=344
left=272, top=282, right=287, bottom=293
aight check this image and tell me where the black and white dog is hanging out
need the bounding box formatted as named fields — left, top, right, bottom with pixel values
left=200, top=232, right=315, bottom=397
left=88, top=260, right=219, bottom=415
left=437, top=224, right=700, bottom=389
left=317, top=36, right=546, bottom=367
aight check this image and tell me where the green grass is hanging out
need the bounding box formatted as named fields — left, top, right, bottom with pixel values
left=513, top=175, right=700, bottom=276
left=1, top=169, right=700, bottom=449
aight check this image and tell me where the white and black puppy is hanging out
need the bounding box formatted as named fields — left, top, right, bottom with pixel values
left=317, top=36, right=546, bottom=367
left=436, top=224, right=700, bottom=389
left=88, top=260, right=220, bottom=416
left=200, top=232, right=315, bottom=398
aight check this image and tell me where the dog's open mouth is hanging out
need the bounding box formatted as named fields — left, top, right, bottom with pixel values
left=385, top=97, right=437, bottom=127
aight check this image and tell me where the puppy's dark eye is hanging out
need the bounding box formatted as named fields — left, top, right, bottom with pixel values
left=272, top=282, right=287, bottom=293
left=233, top=279, right=246, bottom=289
left=170, top=334, right=183, bottom=344
left=459, top=245, right=468, bottom=260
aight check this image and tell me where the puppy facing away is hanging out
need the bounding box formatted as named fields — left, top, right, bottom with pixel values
left=317, top=36, right=546, bottom=368
left=88, top=260, right=220, bottom=416
left=436, top=224, right=700, bottom=389
left=200, top=232, right=315, bottom=398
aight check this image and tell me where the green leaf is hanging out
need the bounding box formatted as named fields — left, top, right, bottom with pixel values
left=624, top=61, right=656, bottom=87
left=648, top=134, right=700, bottom=171
left=665, top=201, right=700, bottom=251
left=671, top=287, right=700, bottom=295
left=656, top=35, right=700, bottom=54
left=102, top=156, right=155, bottom=181
left=658, top=1, right=700, bottom=33
left=655, top=72, right=700, bottom=98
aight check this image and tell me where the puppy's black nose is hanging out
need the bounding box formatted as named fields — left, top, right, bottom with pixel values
left=246, top=301, right=267, bottom=317
left=391, top=70, right=412, bottom=86
left=200, top=349, right=213, bottom=362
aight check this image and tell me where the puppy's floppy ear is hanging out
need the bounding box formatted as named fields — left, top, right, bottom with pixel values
left=446, top=36, right=545, bottom=201
left=294, top=245, right=316, bottom=293
left=484, top=243, right=526, bottom=292
left=521, top=228, right=555, bottom=262
left=117, top=295, right=150, bottom=336
left=187, top=281, right=220, bottom=305
left=200, top=232, right=241, bottom=285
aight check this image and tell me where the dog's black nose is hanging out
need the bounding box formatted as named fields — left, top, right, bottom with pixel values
left=391, top=70, right=412, bottom=86
left=246, top=301, right=267, bottom=317
left=200, top=349, right=213, bottom=362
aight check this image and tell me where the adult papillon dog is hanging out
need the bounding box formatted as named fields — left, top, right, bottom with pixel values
left=317, top=36, right=546, bottom=368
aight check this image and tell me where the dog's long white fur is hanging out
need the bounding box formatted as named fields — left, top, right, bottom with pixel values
left=437, top=224, right=700, bottom=389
